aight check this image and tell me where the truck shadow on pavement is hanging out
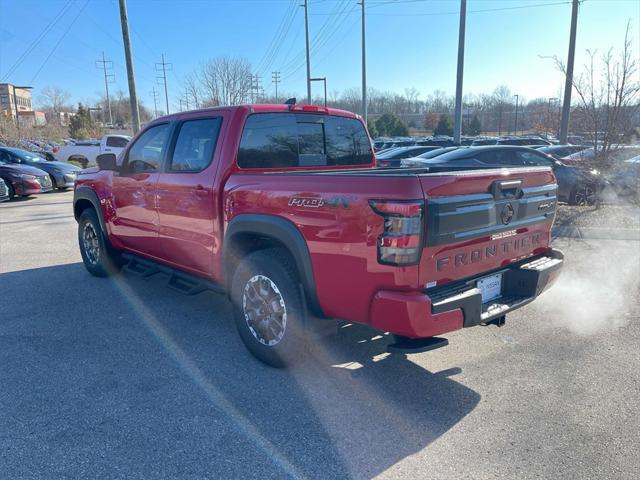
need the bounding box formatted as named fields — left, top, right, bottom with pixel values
left=0, top=263, right=480, bottom=479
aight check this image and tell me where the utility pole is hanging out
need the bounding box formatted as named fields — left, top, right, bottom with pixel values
left=453, top=0, right=466, bottom=145
left=303, top=0, right=311, bottom=104
left=272, top=71, right=281, bottom=101
left=559, top=0, right=579, bottom=143
left=156, top=53, right=172, bottom=115
left=118, top=0, right=140, bottom=133
left=310, top=77, right=327, bottom=107
left=150, top=87, right=159, bottom=118
left=359, top=0, right=367, bottom=122
left=96, top=52, right=114, bottom=126
left=513, top=94, right=519, bottom=135
left=183, top=90, right=190, bottom=110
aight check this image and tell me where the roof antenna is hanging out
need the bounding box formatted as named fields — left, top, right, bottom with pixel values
left=284, top=97, right=296, bottom=105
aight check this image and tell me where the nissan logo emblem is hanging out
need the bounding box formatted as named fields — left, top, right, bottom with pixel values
left=501, top=203, right=514, bottom=225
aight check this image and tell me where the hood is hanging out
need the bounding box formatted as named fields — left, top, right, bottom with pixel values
left=29, top=160, right=80, bottom=172
left=0, top=163, right=49, bottom=176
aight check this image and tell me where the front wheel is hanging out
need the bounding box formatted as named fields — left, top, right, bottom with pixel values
left=230, top=249, right=307, bottom=368
left=4, top=180, right=15, bottom=200
left=78, top=209, right=121, bottom=277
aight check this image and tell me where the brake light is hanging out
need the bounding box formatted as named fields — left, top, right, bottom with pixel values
left=369, top=200, right=424, bottom=266
left=53, top=146, right=59, bottom=153
left=289, top=104, right=329, bottom=113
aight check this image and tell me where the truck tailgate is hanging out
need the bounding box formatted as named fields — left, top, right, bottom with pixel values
left=417, top=167, right=557, bottom=287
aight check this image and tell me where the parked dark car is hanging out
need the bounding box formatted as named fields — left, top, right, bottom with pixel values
left=537, top=145, right=590, bottom=159
left=400, top=146, right=460, bottom=166
left=402, top=146, right=602, bottom=205
left=471, top=137, right=498, bottom=146
left=606, top=156, right=640, bottom=204
left=0, top=177, right=10, bottom=202
left=0, top=147, right=81, bottom=190
left=376, top=146, right=442, bottom=167
left=0, top=160, right=52, bottom=200
left=415, top=137, right=455, bottom=147
left=497, top=137, right=552, bottom=146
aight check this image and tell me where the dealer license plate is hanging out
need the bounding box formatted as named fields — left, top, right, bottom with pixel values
left=477, top=273, right=502, bottom=303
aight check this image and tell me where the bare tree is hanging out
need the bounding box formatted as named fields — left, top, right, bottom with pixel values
left=184, top=73, right=203, bottom=109
left=198, top=56, right=252, bottom=106
left=37, top=86, right=71, bottom=123
left=555, top=21, right=640, bottom=163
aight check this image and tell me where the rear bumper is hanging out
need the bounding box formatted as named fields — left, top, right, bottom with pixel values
left=370, top=248, right=564, bottom=338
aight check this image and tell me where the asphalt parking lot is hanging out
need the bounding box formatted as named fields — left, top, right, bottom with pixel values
left=1, top=192, right=639, bottom=479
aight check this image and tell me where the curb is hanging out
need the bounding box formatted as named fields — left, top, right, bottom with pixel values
left=552, top=226, right=640, bottom=240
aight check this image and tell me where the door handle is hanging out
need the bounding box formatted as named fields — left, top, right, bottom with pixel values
left=194, top=184, right=208, bottom=196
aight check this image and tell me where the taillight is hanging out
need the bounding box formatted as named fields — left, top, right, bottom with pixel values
left=53, top=146, right=59, bottom=153
left=369, top=200, right=424, bottom=266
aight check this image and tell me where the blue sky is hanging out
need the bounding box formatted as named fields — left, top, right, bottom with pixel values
left=0, top=0, right=637, bottom=112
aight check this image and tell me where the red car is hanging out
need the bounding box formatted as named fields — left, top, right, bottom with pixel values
left=0, top=159, right=52, bottom=200
left=73, top=103, right=563, bottom=367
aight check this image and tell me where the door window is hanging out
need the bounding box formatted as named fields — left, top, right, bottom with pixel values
left=515, top=151, right=553, bottom=167
left=106, top=136, right=129, bottom=148
left=126, top=124, right=170, bottom=173
left=169, top=118, right=222, bottom=172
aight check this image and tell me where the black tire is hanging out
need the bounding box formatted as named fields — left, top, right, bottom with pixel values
left=78, top=208, right=121, bottom=277
left=49, top=174, right=57, bottom=189
left=569, top=183, right=596, bottom=206
left=230, top=249, right=307, bottom=368
left=4, top=180, right=15, bottom=200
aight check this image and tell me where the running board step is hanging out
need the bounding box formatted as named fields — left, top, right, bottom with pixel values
left=387, top=336, right=449, bottom=354
left=121, top=253, right=224, bottom=296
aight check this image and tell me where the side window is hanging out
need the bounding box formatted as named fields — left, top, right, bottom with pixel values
left=237, top=113, right=298, bottom=168
left=325, top=116, right=372, bottom=165
left=169, top=118, right=222, bottom=172
left=475, top=150, right=518, bottom=166
left=126, top=124, right=170, bottom=173
left=516, top=151, right=552, bottom=167
left=106, top=136, right=129, bottom=148
left=0, top=150, right=9, bottom=162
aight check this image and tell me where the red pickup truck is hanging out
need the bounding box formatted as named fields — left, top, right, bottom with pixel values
left=73, top=103, right=563, bottom=367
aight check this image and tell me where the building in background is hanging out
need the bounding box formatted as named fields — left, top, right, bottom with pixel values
left=0, top=83, right=46, bottom=127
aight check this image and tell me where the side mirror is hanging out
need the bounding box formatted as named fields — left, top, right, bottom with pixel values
left=97, top=153, right=118, bottom=171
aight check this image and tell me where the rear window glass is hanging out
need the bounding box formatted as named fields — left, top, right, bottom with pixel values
left=237, top=113, right=372, bottom=169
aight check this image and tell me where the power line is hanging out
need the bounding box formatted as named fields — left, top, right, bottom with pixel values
left=272, top=71, right=281, bottom=100
left=1, top=0, right=75, bottom=81
left=156, top=54, right=173, bottom=115
left=96, top=51, right=115, bottom=125
left=150, top=87, right=159, bottom=117
left=29, top=0, right=90, bottom=84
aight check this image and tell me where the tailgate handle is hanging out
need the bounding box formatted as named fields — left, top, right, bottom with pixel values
left=492, top=180, right=522, bottom=199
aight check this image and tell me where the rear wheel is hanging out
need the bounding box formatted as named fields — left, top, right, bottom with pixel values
left=230, top=249, right=307, bottom=368
left=78, top=208, right=121, bottom=277
left=570, top=184, right=596, bottom=206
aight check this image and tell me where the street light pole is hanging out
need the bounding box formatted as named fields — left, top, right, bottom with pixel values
left=559, top=0, right=579, bottom=143
left=513, top=94, right=519, bottom=135
left=303, top=0, right=311, bottom=104
left=11, top=85, right=32, bottom=136
left=453, top=0, right=467, bottom=145
left=310, top=77, right=327, bottom=107
left=360, top=0, right=367, bottom=122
